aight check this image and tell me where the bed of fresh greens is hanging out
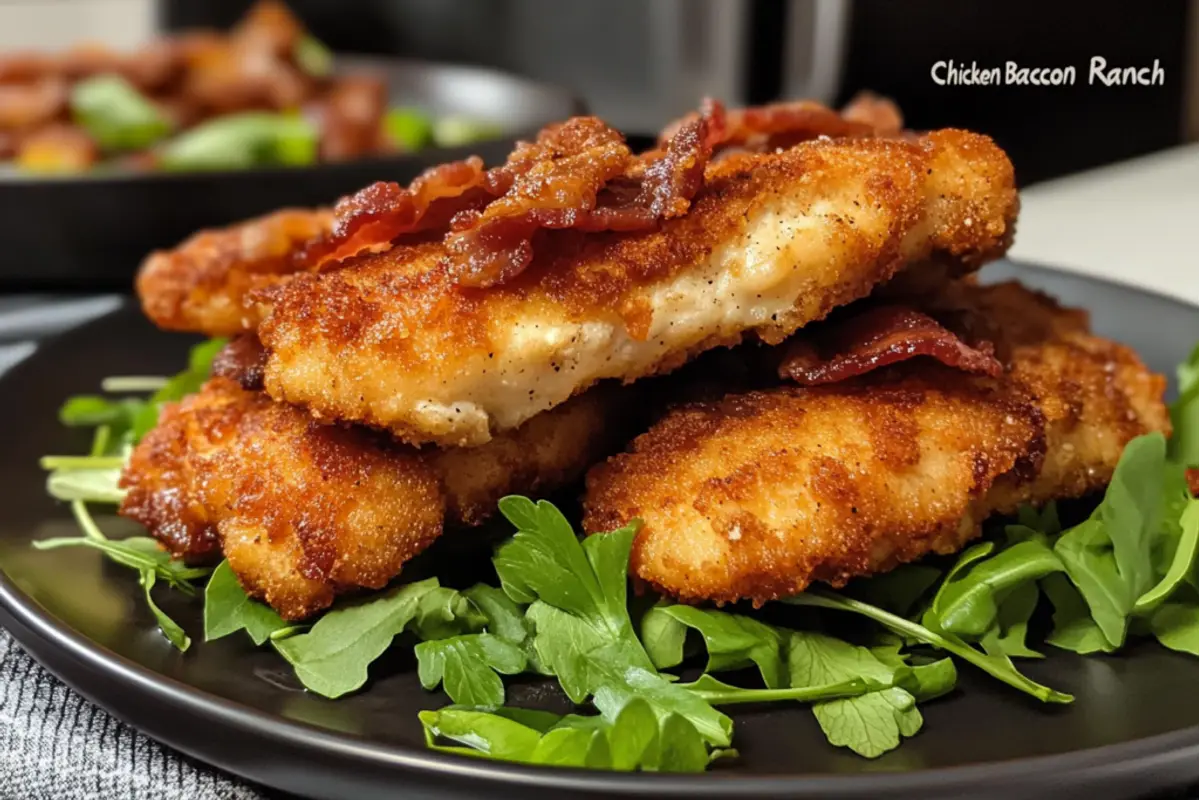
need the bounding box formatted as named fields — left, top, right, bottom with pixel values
left=34, top=340, right=1199, bottom=771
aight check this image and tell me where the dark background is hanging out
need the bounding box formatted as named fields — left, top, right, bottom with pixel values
left=165, top=0, right=1196, bottom=186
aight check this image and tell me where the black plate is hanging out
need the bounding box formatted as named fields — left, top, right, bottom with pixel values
left=0, top=262, right=1196, bottom=799
left=0, top=56, right=579, bottom=291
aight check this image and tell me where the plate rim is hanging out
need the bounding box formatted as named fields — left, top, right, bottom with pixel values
left=0, top=262, right=1197, bottom=797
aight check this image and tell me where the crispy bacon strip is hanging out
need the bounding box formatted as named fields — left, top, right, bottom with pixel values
left=779, top=305, right=1004, bottom=385
left=576, top=98, right=727, bottom=233
left=443, top=117, right=632, bottom=287
left=297, top=158, right=494, bottom=268
left=304, top=103, right=727, bottom=287
left=659, top=94, right=902, bottom=154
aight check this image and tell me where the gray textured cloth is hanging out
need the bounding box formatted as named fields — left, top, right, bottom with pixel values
left=0, top=629, right=265, bottom=800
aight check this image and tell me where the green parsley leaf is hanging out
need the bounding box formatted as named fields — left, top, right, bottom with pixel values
left=203, top=560, right=287, bottom=645
left=787, top=630, right=921, bottom=758
left=493, top=498, right=655, bottom=701
left=273, top=578, right=439, bottom=698
left=409, top=586, right=487, bottom=641
left=415, top=634, right=527, bottom=707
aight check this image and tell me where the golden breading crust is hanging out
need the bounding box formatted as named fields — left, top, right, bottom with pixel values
left=136, top=207, right=332, bottom=336
left=582, top=282, right=1170, bottom=606
left=257, top=129, right=1017, bottom=447
left=120, top=377, right=632, bottom=619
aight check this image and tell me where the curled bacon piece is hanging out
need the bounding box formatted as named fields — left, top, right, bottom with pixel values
left=443, top=117, right=632, bottom=287
left=840, top=91, right=904, bottom=136
left=298, top=157, right=493, bottom=268
left=659, top=94, right=902, bottom=155
left=447, top=101, right=726, bottom=287
left=779, top=305, right=1004, bottom=386
left=308, top=103, right=727, bottom=288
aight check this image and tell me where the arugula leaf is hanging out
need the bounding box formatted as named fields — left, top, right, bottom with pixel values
left=58, top=395, right=145, bottom=429
left=129, top=338, right=226, bottom=442
left=1135, top=498, right=1198, bottom=613
left=677, top=672, right=872, bottom=705
left=415, top=634, right=527, bottom=707
left=140, top=570, right=190, bottom=651
left=639, top=602, right=690, bottom=670
left=929, top=539, right=1062, bottom=638
left=590, top=666, right=733, bottom=746
left=1052, top=433, right=1182, bottom=649
left=203, top=560, right=287, bottom=645
left=850, top=563, right=943, bottom=617
left=896, top=658, right=958, bottom=701
left=274, top=578, right=439, bottom=698
left=786, top=589, right=1072, bottom=704
left=33, top=502, right=202, bottom=651
left=980, top=581, right=1044, bottom=658
left=419, top=699, right=712, bottom=772
left=34, top=503, right=210, bottom=591
left=1042, top=573, right=1116, bottom=654
left=421, top=707, right=545, bottom=761
left=641, top=605, right=787, bottom=688
left=1149, top=601, right=1199, bottom=655
left=1169, top=344, right=1198, bottom=468
left=46, top=466, right=126, bottom=504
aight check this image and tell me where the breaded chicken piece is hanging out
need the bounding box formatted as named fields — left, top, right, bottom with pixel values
left=137, top=207, right=331, bottom=336
left=257, top=129, right=1017, bottom=447
left=121, top=377, right=630, bottom=619
left=582, top=282, right=1170, bottom=605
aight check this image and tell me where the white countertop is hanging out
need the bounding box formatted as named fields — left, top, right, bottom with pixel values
left=1009, top=145, right=1198, bottom=305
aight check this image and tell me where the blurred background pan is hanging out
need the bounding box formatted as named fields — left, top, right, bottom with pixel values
left=0, top=56, right=579, bottom=290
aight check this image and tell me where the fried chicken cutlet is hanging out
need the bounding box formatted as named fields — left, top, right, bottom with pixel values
left=256, top=129, right=1017, bottom=447
left=120, top=374, right=630, bottom=619
left=582, top=281, right=1170, bottom=606
left=137, top=207, right=332, bottom=336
